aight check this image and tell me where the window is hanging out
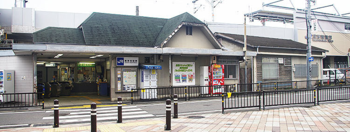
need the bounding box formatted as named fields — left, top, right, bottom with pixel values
left=224, top=65, right=238, bottom=79
left=186, top=26, right=192, bottom=35
left=294, top=64, right=319, bottom=78
left=345, top=23, right=350, bottom=30
left=262, top=57, right=279, bottom=79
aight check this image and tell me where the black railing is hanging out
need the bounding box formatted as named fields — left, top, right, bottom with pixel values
left=0, top=92, right=43, bottom=108
left=131, top=85, right=234, bottom=102
left=317, top=87, right=350, bottom=103
left=223, top=86, right=350, bottom=112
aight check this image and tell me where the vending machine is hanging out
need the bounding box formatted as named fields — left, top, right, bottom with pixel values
left=208, top=64, right=224, bottom=94
left=200, top=66, right=209, bottom=94
left=0, top=70, right=15, bottom=102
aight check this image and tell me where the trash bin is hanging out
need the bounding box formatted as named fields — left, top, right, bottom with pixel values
left=59, top=82, right=73, bottom=96
left=99, top=83, right=109, bottom=96
left=50, top=82, right=61, bottom=97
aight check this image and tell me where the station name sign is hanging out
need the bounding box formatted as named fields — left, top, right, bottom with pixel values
left=305, top=34, right=334, bottom=43
left=116, top=57, right=139, bottom=66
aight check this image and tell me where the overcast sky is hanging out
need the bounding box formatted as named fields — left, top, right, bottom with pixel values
left=1, top=0, right=349, bottom=26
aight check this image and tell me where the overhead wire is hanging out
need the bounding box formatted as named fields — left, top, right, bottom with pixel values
left=312, top=12, right=348, bottom=55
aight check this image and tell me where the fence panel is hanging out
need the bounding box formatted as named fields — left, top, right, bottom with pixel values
left=318, top=87, right=350, bottom=102
left=223, top=92, right=261, bottom=109
left=0, top=93, right=42, bottom=108
left=263, top=89, right=315, bottom=107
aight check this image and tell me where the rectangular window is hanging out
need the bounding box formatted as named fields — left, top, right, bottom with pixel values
left=186, top=26, right=192, bottom=35
left=294, top=64, right=319, bottom=78
left=345, top=23, right=350, bottom=30
left=224, top=65, right=238, bottom=79
left=262, top=57, right=279, bottom=79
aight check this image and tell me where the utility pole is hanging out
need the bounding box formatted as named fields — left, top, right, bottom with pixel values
left=306, top=0, right=312, bottom=89
left=244, top=15, right=248, bottom=92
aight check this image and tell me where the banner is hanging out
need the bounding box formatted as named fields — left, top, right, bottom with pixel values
left=172, top=62, right=195, bottom=86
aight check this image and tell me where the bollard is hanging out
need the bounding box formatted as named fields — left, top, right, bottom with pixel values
left=53, top=99, right=59, bottom=128
left=165, top=99, right=171, bottom=130
left=117, top=97, right=122, bottom=123
left=173, top=94, right=178, bottom=118
left=222, top=94, right=224, bottom=114
left=313, top=90, right=316, bottom=106
left=91, top=102, right=97, bottom=132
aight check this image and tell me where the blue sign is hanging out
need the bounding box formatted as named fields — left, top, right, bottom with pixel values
left=308, top=57, right=314, bottom=62
left=141, top=65, right=162, bottom=70
left=117, top=57, right=124, bottom=66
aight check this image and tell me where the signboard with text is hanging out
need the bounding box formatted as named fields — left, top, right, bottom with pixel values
left=172, top=62, right=195, bottom=86
left=116, top=57, right=139, bottom=66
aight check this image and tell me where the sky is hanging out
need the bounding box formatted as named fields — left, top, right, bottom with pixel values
left=0, top=0, right=349, bottom=26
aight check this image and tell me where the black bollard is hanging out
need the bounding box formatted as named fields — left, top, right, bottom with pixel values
left=53, top=99, right=59, bottom=128
left=173, top=94, right=178, bottom=118
left=91, top=102, right=97, bottom=132
left=165, top=99, right=171, bottom=130
left=117, top=97, right=122, bottom=123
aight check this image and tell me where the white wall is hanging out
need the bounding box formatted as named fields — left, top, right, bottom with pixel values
left=35, top=11, right=90, bottom=30
left=0, top=8, right=90, bottom=33
left=0, top=55, right=34, bottom=93
left=208, top=22, right=295, bottom=40
left=164, top=26, right=216, bottom=49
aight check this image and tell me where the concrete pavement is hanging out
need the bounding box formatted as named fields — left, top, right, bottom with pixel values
left=1, top=102, right=350, bottom=132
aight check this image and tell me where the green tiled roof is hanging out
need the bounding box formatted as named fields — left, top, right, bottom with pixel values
left=34, top=12, right=204, bottom=47
left=80, top=12, right=167, bottom=46
left=33, top=27, right=85, bottom=44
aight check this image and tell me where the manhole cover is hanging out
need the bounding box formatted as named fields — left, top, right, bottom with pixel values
left=187, top=116, right=205, bottom=119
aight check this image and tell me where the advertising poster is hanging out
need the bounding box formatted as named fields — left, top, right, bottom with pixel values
left=173, top=62, right=195, bottom=86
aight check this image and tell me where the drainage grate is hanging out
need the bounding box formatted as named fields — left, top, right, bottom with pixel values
left=33, top=124, right=52, bottom=127
left=187, top=116, right=205, bottom=119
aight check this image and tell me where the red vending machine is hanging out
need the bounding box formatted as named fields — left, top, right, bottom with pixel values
left=208, top=64, right=225, bottom=94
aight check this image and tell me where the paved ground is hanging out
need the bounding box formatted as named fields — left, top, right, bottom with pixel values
left=43, top=95, right=111, bottom=108
left=1, top=102, right=350, bottom=132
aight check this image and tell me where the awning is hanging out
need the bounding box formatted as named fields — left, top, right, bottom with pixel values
left=141, top=65, right=162, bottom=70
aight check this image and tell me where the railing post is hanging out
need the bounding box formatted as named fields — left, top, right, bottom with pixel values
left=313, top=89, right=316, bottom=106
left=91, top=102, right=97, bottom=132
left=185, top=86, right=187, bottom=101
left=53, top=99, right=59, bottom=128
left=335, top=70, right=337, bottom=85
left=42, top=92, right=45, bottom=109
left=222, top=93, right=224, bottom=114
left=317, top=88, right=320, bottom=105
left=345, top=70, right=347, bottom=85
left=262, top=91, right=265, bottom=110
left=173, top=94, right=178, bottom=118
left=131, top=90, right=133, bottom=104
left=165, top=99, right=171, bottom=130
left=259, top=91, right=261, bottom=111
left=117, top=97, right=122, bottom=123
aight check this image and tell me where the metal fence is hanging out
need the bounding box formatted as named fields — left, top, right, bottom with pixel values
left=222, top=86, right=350, bottom=113
left=0, top=92, right=43, bottom=108
left=131, top=85, right=234, bottom=103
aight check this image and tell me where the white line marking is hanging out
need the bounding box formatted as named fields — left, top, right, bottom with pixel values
left=60, top=114, right=154, bottom=123
left=69, top=108, right=143, bottom=115
left=45, top=106, right=138, bottom=113
left=43, top=111, right=148, bottom=120
left=0, top=111, right=45, bottom=115
left=0, top=124, right=29, bottom=128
